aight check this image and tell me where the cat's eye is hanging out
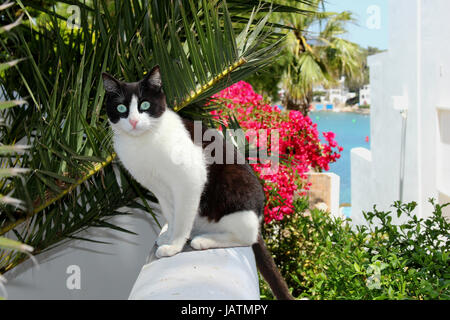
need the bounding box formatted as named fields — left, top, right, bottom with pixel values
left=117, top=104, right=127, bottom=113
left=140, top=101, right=151, bottom=111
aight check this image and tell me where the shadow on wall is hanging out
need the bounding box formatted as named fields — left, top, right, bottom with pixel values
left=5, top=204, right=162, bottom=300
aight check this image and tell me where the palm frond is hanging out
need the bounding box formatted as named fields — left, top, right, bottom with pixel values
left=0, top=0, right=34, bottom=276
left=274, top=0, right=364, bottom=112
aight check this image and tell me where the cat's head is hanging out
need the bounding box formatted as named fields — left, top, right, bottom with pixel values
left=102, top=65, right=166, bottom=136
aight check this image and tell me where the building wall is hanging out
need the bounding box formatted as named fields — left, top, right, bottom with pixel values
left=351, top=0, right=450, bottom=224
left=421, top=0, right=450, bottom=219
left=359, top=85, right=371, bottom=106
left=351, top=148, right=373, bottom=226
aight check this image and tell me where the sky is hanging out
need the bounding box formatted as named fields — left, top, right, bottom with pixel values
left=324, top=0, right=389, bottom=50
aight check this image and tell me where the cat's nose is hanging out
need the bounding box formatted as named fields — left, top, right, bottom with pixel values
left=129, top=119, right=139, bottom=129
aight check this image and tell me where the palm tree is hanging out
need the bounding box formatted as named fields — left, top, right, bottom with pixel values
left=256, top=0, right=363, bottom=114
left=0, top=0, right=316, bottom=274
left=286, top=5, right=364, bottom=114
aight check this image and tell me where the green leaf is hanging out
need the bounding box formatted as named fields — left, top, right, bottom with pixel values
left=0, top=237, right=33, bottom=253
left=0, top=100, right=27, bottom=110
left=0, top=58, right=25, bottom=73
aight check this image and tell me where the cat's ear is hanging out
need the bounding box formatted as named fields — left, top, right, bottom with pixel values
left=143, top=65, right=162, bottom=90
left=102, top=73, right=121, bottom=94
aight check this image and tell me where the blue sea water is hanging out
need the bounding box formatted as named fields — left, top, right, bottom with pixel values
left=309, top=112, right=371, bottom=207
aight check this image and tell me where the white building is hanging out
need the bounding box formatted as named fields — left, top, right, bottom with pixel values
left=351, top=0, right=450, bottom=225
left=359, top=85, right=371, bottom=106
left=313, top=77, right=356, bottom=106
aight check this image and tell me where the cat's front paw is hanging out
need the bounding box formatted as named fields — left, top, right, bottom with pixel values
left=190, top=236, right=216, bottom=250
left=155, top=244, right=183, bottom=258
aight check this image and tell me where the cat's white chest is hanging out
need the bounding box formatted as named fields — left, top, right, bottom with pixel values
left=112, top=110, right=206, bottom=195
left=115, top=133, right=164, bottom=188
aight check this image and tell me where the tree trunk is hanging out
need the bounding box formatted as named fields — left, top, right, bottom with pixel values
left=285, top=93, right=312, bottom=116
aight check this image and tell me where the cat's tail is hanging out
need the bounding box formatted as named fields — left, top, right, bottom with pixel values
left=252, top=233, right=294, bottom=300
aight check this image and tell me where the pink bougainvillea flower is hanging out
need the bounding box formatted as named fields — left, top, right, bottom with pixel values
left=211, top=81, right=342, bottom=223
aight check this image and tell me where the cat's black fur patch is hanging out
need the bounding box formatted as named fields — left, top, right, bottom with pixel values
left=182, top=119, right=265, bottom=222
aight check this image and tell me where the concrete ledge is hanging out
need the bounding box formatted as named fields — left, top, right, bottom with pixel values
left=128, top=245, right=260, bottom=300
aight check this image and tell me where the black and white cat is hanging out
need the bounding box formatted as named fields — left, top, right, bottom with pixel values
left=102, top=66, right=293, bottom=300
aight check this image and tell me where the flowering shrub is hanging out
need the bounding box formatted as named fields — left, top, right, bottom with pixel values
left=212, top=81, right=342, bottom=223
left=261, top=199, right=450, bottom=300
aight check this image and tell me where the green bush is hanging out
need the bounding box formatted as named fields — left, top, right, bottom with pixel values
left=261, top=198, right=450, bottom=300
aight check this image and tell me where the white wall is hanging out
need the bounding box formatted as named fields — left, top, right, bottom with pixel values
left=4, top=207, right=161, bottom=299
left=351, top=148, right=373, bottom=226
left=351, top=0, right=450, bottom=224
left=4, top=205, right=261, bottom=300
left=422, top=1, right=450, bottom=219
